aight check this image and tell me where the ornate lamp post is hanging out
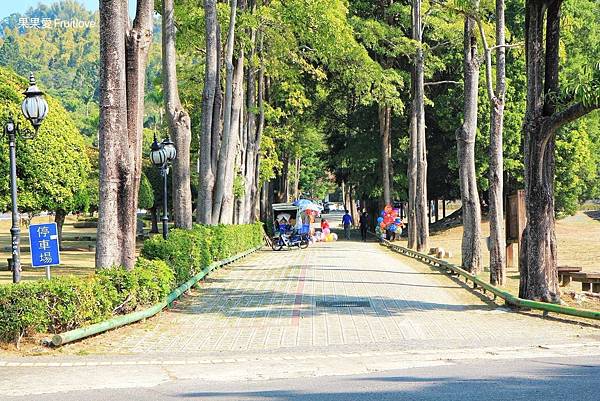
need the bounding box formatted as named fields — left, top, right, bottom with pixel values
left=150, top=135, right=177, bottom=239
left=3, top=73, right=49, bottom=283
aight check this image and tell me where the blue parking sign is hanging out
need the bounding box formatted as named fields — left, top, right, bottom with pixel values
left=29, top=223, right=61, bottom=268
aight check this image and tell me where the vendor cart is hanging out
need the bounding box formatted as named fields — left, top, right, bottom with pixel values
left=271, top=202, right=312, bottom=250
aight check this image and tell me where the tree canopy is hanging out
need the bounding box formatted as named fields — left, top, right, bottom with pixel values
left=0, top=66, right=91, bottom=214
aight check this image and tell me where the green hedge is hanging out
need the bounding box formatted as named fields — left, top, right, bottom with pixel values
left=141, top=223, right=264, bottom=285
left=0, top=223, right=263, bottom=345
left=0, top=258, right=172, bottom=344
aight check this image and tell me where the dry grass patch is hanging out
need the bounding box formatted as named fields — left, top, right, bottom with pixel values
left=392, top=211, right=600, bottom=310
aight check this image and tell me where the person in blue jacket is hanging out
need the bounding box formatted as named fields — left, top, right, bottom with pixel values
left=342, top=210, right=353, bottom=240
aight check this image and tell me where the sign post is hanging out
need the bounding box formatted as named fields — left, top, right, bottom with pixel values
left=29, top=223, right=60, bottom=279
left=505, top=190, right=526, bottom=267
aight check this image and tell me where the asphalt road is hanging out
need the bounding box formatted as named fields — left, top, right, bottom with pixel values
left=8, top=355, right=600, bottom=401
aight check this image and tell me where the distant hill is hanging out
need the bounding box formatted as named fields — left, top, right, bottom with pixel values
left=0, top=0, right=162, bottom=142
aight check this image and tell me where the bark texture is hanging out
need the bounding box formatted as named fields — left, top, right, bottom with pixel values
left=163, top=0, right=192, bottom=229
left=54, top=209, right=66, bottom=244
left=220, top=51, right=245, bottom=224
left=97, top=0, right=154, bottom=270
left=407, top=70, right=418, bottom=249
left=211, top=0, right=239, bottom=223
left=408, top=0, right=428, bottom=252
left=519, top=0, right=599, bottom=301
left=379, top=105, right=392, bottom=206
left=478, top=0, right=507, bottom=285
left=249, top=30, right=265, bottom=222
left=197, top=0, right=218, bottom=224
left=456, top=16, right=482, bottom=274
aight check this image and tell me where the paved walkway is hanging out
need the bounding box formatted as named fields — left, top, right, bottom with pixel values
left=2, top=234, right=600, bottom=397
left=61, top=237, right=600, bottom=355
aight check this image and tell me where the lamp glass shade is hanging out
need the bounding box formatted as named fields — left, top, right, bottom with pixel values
left=21, top=74, right=48, bottom=128
left=162, top=140, right=177, bottom=162
left=150, top=147, right=167, bottom=166
left=22, top=93, right=49, bottom=128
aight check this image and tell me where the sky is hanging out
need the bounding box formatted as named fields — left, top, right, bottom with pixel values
left=1, top=0, right=137, bottom=20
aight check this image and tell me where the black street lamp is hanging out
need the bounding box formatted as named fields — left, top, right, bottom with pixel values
left=150, top=135, right=177, bottom=239
left=3, top=73, right=49, bottom=283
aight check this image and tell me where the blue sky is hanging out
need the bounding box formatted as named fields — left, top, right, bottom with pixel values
left=1, top=1, right=137, bottom=20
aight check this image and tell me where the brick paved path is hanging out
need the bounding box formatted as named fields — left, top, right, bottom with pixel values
left=74, top=237, right=600, bottom=355
left=4, top=236, right=600, bottom=397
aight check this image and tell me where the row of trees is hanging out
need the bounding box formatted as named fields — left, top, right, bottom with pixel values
left=1, top=0, right=598, bottom=303
left=313, top=0, right=599, bottom=301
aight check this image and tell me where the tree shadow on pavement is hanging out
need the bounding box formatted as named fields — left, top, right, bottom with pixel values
left=170, top=284, right=495, bottom=320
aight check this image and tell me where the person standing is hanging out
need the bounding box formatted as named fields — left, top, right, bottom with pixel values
left=359, top=211, right=369, bottom=242
left=342, top=210, right=353, bottom=240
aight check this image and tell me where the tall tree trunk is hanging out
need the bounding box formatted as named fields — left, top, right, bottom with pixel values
left=267, top=179, right=274, bottom=220
left=150, top=206, right=159, bottom=233
left=478, top=0, right=507, bottom=285
left=243, top=4, right=258, bottom=224
left=260, top=181, right=269, bottom=222
left=54, top=209, right=66, bottom=244
left=97, top=0, right=153, bottom=270
left=520, top=0, right=560, bottom=301
left=379, top=104, right=392, bottom=205
left=408, top=0, right=429, bottom=252
left=163, top=0, right=192, bottom=229
left=349, top=185, right=359, bottom=225
left=519, top=0, right=599, bottom=301
left=281, top=156, right=290, bottom=203
left=212, top=0, right=238, bottom=223
left=293, top=157, right=301, bottom=200
left=211, top=22, right=223, bottom=185
left=520, top=0, right=558, bottom=301
left=123, top=0, right=154, bottom=266
left=456, top=16, right=482, bottom=274
left=236, top=89, right=248, bottom=224
left=388, top=109, right=394, bottom=198
left=250, top=39, right=265, bottom=222
left=407, top=70, right=418, bottom=248
left=97, top=0, right=127, bottom=269
left=220, top=52, right=245, bottom=223
left=198, top=0, right=218, bottom=224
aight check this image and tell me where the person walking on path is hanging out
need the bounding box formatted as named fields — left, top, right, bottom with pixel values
left=342, top=210, right=353, bottom=240
left=359, top=211, right=369, bottom=242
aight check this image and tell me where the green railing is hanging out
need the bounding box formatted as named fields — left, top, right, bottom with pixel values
left=380, top=240, right=600, bottom=321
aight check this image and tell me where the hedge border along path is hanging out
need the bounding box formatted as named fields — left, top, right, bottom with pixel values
left=0, top=223, right=263, bottom=347
left=51, top=244, right=262, bottom=346
left=380, top=239, right=600, bottom=321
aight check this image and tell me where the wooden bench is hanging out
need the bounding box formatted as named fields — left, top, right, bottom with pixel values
left=558, top=266, right=583, bottom=286
left=570, top=272, right=600, bottom=293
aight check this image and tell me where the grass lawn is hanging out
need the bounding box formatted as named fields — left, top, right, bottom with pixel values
left=392, top=210, right=600, bottom=310
left=0, top=215, right=148, bottom=285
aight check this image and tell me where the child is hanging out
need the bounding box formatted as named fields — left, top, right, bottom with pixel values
left=375, top=225, right=385, bottom=242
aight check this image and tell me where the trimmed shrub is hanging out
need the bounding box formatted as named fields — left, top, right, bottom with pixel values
left=0, top=258, right=173, bottom=344
left=96, top=258, right=174, bottom=314
left=0, top=223, right=262, bottom=345
left=141, top=222, right=263, bottom=285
